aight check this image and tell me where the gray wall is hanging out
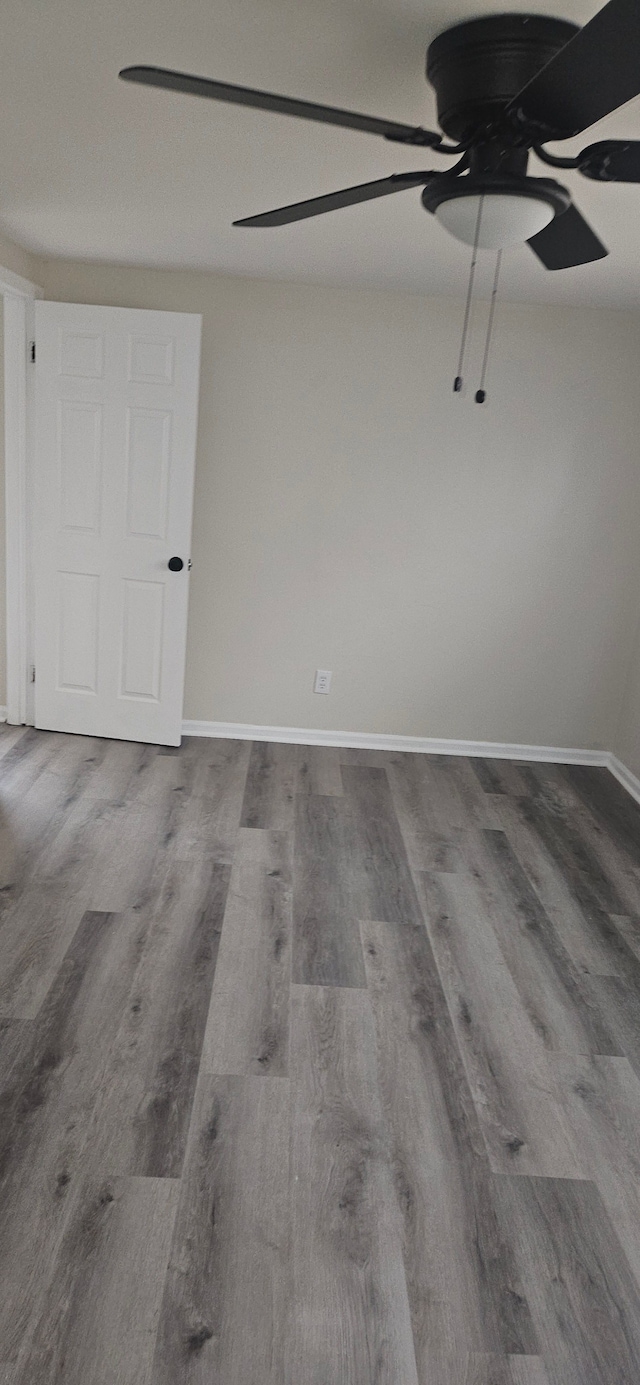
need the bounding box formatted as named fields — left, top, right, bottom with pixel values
left=39, top=260, right=640, bottom=750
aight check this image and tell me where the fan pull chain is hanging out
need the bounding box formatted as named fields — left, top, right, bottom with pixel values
left=453, top=195, right=484, bottom=393
left=475, top=249, right=502, bottom=404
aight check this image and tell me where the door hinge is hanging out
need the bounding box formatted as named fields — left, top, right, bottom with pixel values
left=30, top=665, right=36, bottom=684
left=29, top=341, right=35, bottom=363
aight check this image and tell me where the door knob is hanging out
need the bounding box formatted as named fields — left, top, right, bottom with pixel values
left=168, top=556, right=184, bottom=572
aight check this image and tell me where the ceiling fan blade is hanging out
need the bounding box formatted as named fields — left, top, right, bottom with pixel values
left=528, top=204, right=608, bottom=269
left=119, top=66, right=442, bottom=147
left=506, top=0, right=640, bottom=141
left=233, top=171, right=434, bottom=226
left=578, top=139, right=640, bottom=181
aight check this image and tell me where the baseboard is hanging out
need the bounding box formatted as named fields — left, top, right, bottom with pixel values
left=607, top=753, right=640, bottom=807
left=0, top=706, right=7, bottom=723
left=181, top=719, right=609, bottom=766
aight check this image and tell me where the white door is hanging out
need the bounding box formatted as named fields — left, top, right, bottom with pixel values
left=33, top=301, right=201, bottom=746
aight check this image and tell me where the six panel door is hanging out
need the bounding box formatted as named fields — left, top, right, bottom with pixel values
left=34, top=301, right=202, bottom=745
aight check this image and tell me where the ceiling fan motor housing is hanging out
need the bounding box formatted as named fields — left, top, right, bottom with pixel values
left=426, top=13, right=580, bottom=144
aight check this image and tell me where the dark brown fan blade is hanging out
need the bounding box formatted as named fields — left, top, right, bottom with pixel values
left=506, top=0, right=640, bottom=141
left=528, top=204, right=608, bottom=269
left=233, top=171, right=434, bottom=226
left=118, top=66, right=442, bottom=147
left=578, top=139, right=640, bottom=181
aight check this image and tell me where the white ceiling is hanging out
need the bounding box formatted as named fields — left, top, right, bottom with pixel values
left=2, top=0, right=640, bottom=305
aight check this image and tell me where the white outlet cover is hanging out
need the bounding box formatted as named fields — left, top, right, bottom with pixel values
left=314, top=669, right=332, bottom=694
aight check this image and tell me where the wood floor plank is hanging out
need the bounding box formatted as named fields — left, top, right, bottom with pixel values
left=76, top=739, right=161, bottom=804
left=560, top=764, right=640, bottom=873
left=387, top=753, right=501, bottom=838
left=36, top=730, right=109, bottom=790
left=0, top=909, right=144, bottom=1362
left=0, top=888, right=87, bottom=1019
left=292, top=793, right=366, bottom=987
left=440, top=755, right=505, bottom=827
left=507, top=791, right=640, bottom=986
left=0, top=723, right=31, bottom=761
left=0, top=1016, right=34, bottom=1091
left=174, top=735, right=249, bottom=799
left=586, top=975, right=640, bottom=1086
left=494, top=797, right=626, bottom=977
left=86, top=858, right=231, bottom=1178
left=508, top=1360, right=551, bottom=1385
left=610, top=912, right=640, bottom=962
left=468, top=757, right=533, bottom=797
left=341, top=765, right=424, bottom=924
left=0, top=728, right=68, bottom=796
left=170, top=737, right=251, bottom=861
left=384, top=751, right=452, bottom=836
left=152, top=1073, right=291, bottom=1385
left=521, top=764, right=640, bottom=916
left=494, top=1175, right=640, bottom=1385
left=461, top=1359, right=549, bottom=1385
left=297, top=744, right=344, bottom=796
left=201, top=829, right=291, bottom=1077
left=29, top=771, right=178, bottom=916
left=361, top=919, right=537, bottom=1373
left=419, top=871, right=583, bottom=1176
left=402, top=830, right=466, bottom=874
left=13, top=1175, right=178, bottom=1385
left=461, top=830, right=621, bottom=1055
left=338, top=746, right=394, bottom=767
left=287, top=983, right=419, bottom=1385
left=551, top=1053, right=640, bottom=1289
left=240, top=741, right=297, bottom=829
left=0, top=745, right=110, bottom=909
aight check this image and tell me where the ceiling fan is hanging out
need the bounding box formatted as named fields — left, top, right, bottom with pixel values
left=120, top=0, right=640, bottom=269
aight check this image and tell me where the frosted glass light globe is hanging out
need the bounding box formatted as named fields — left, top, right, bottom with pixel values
left=435, top=192, right=555, bottom=249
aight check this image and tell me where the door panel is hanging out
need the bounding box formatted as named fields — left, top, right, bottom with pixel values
left=34, top=302, right=201, bottom=745
left=120, top=579, right=164, bottom=700
left=58, top=571, right=99, bottom=692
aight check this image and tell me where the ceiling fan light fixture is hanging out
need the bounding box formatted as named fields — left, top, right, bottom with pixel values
left=435, top=192, right=554, bottom=248
left=422, top=174, right=571, bottom=250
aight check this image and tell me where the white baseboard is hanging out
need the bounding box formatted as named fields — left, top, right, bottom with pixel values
left=607, top=753, right=640, bottom=807
left=181, top=719, right=609, bottom=766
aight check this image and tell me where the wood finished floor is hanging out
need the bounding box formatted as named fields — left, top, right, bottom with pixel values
left=2, top=729, right=640, bottom=1381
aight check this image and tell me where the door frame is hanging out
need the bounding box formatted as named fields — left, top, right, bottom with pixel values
left=1, top=262, right=41, bottom=726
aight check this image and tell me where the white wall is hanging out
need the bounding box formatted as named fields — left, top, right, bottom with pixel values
left=616, top=614, right=640, bottom=777
left=0, top=232, right=42, bottom=705
left=0, top=297, right=6, bottom=705
left=0, top=229, right=42, bottom=286
left=34, top=260, right=640, bottom=749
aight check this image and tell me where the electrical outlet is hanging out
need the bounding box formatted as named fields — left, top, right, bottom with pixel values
left=314, top=669, right=332, bottom=694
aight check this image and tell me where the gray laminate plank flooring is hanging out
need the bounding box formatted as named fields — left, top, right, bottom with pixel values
left=461, top=828, right=621, bottom=1055
left=551, top=1053, right=640, bottom=1287
left=86, top=858, right=232, bottom=1178
left=240, top=740, right=297, bottom=829
left=2, top=725, right=640, bottom=1382
left=287, top=982, right=418, bottom=1384
left=13, top=1174, right=179, bottom=1385
left=292, top=791, right=367, bottom=986
left=493, top=1175, right=640, bottom=1385
left=201, top=828, right=292, bottom=1076
left=361, top=917, right=537, bottom=1373
left=418, top=869, right=584, bottom=1177
left=152, top=1073, right=291, bottom=1385
left=341, top=765, right=425, bottom=925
